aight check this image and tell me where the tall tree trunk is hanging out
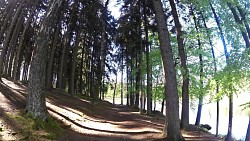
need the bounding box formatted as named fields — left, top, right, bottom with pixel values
left=58, top=2, right=74, bottom=89
left=144, top=0, right=152, bottom=115
left=130, top=58, right=134, bottom=106
left=161, top=98, right=165, bottom=114
left=79, top=36, right=87, bottom=95
left=113, top=72, right=118, bottom=104
left=3, top=16, right=24, bottom=77
left=201, top=12, right=220, bottom=137
left=210, top=3, right=232, bottom=141
left=140, top=76, right=144, bottom=113
left=12, top=3, right=37, bottom=83
left=4, top=14, right=24, bottom=77
left=236, top=6, right=250, bottom=40
left=154, top=75, right=159, bottom=111
left=0, top=1, right=25, bottom=81
left=26, top=0, right=62, bottom=120
left=0, top=1, right=15, bottom=43
left=227, top=2, right=250, bottom=48
left=191, top=9, right=203, bottom=126
left=99, top=0, right=109, bottom=101
left=69, top=28, right=81, bottom=96
left=7, top=48, right=15, bottom=77
left=121, top=48, right=124, bottom=105
left=169, top=0, right=189, bottom=129
left=135, top=56, right=140, bottom=108
left=126, top=53, right=130, bottom=106
left=46, top=9, right=63, bottom=90
left=152, top=0, right=183, bottom=140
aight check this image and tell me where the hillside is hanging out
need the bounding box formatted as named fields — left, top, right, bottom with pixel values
left=0, top=78, right=220, bottom=141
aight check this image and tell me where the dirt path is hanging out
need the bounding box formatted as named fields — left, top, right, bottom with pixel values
left=0, top=79, right=220, bottom=141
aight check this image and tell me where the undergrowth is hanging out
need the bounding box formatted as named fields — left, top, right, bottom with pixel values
left=7, top=111, right=65, bottom=140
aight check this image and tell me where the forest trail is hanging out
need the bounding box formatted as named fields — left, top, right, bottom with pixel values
left=0, top=78, right=220, bottom=141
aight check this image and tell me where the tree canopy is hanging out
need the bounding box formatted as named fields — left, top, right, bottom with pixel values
left=0, top=0, right=249, bottom=140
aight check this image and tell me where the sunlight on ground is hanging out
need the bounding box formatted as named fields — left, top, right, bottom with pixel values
left=47, top=101, right=160, bottom=132
left=0, top=117, right=18, bottom=140
left=1, top=78, right=162, bottom=140
left=0, top=92, right=13, bottom=109
left=47, top=101, right=161, bottom=140
left=2, top=79, right=25, bottom=92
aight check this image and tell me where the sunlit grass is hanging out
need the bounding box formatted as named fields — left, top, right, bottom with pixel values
left=7, top=111, right=65, bottom=140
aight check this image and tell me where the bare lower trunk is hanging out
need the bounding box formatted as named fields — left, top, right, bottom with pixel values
left=216, top=101, right=219, bottom=137
left=169, top=0, right=189, bottom=129
left=26, top=0, right=62, bottom=120
left=226, top=94, right=233, bottom=141
left=113, top=73, right=117, bottom=104
left=161, top=99, right=165, bottom=114
left=121, top=49, right=124, bottom=105
left=152, top=0, right=183, bottom=140
left=195, top=98, right=203, bottom=126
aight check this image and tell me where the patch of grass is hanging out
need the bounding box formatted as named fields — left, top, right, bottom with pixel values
left=7, top=111, right=65, bottom=140
left=34, top=116, right=65, bottom=140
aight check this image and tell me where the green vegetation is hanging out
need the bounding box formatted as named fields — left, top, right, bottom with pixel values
left=7, top=111, right=65, bottom=140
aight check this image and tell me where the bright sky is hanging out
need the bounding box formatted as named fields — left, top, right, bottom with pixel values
left=108, top=0, right=121, bottom=19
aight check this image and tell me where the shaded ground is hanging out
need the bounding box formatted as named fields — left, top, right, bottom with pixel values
left=0, top=78, right=220, bottom=140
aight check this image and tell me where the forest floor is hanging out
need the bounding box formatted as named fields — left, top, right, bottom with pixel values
left=0, top=78, right=222, bottom=141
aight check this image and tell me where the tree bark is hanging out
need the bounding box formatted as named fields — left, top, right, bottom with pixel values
left=169, top=0, right=189, bottom=129
left=144, top=0, right=152, bottom=115
left=0, top=1, right=25, bottom=81
left=99, top=0, right=109, bottom=101
left=130, top=58, right=134, bottom=106
left=201, top=12, right=220, bottom=137
left=46, top=7, right=63, bottom=90
left=236, top=6, right=250, bottom=40
left=69, top=26, right=81, bottom=95
left=210, top=3, right=232, bottom=141
left=152, top=0, right=183, bottom=140
left=190, top=8, right=204, bottom=126
left=4, top=14, right=24, bottom=77
left=227, top=2, right=250, bottom=48
left=113, top=72, right=118, bottom=104
left=79, top=35, right=87, bottom=94
left=0, top=1, right=16, bottom=43
left=58, top=2, right=74, bottom=89
left=126, top=51, right=130, bottom=106
left=26, top=0, right=63, bottom=120
left=121, top=48, right=124, bottom=105
left=12, top=2, right=37, bottom=83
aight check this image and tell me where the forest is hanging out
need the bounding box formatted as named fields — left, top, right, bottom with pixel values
left=0, top=0, right=249, bottom=141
